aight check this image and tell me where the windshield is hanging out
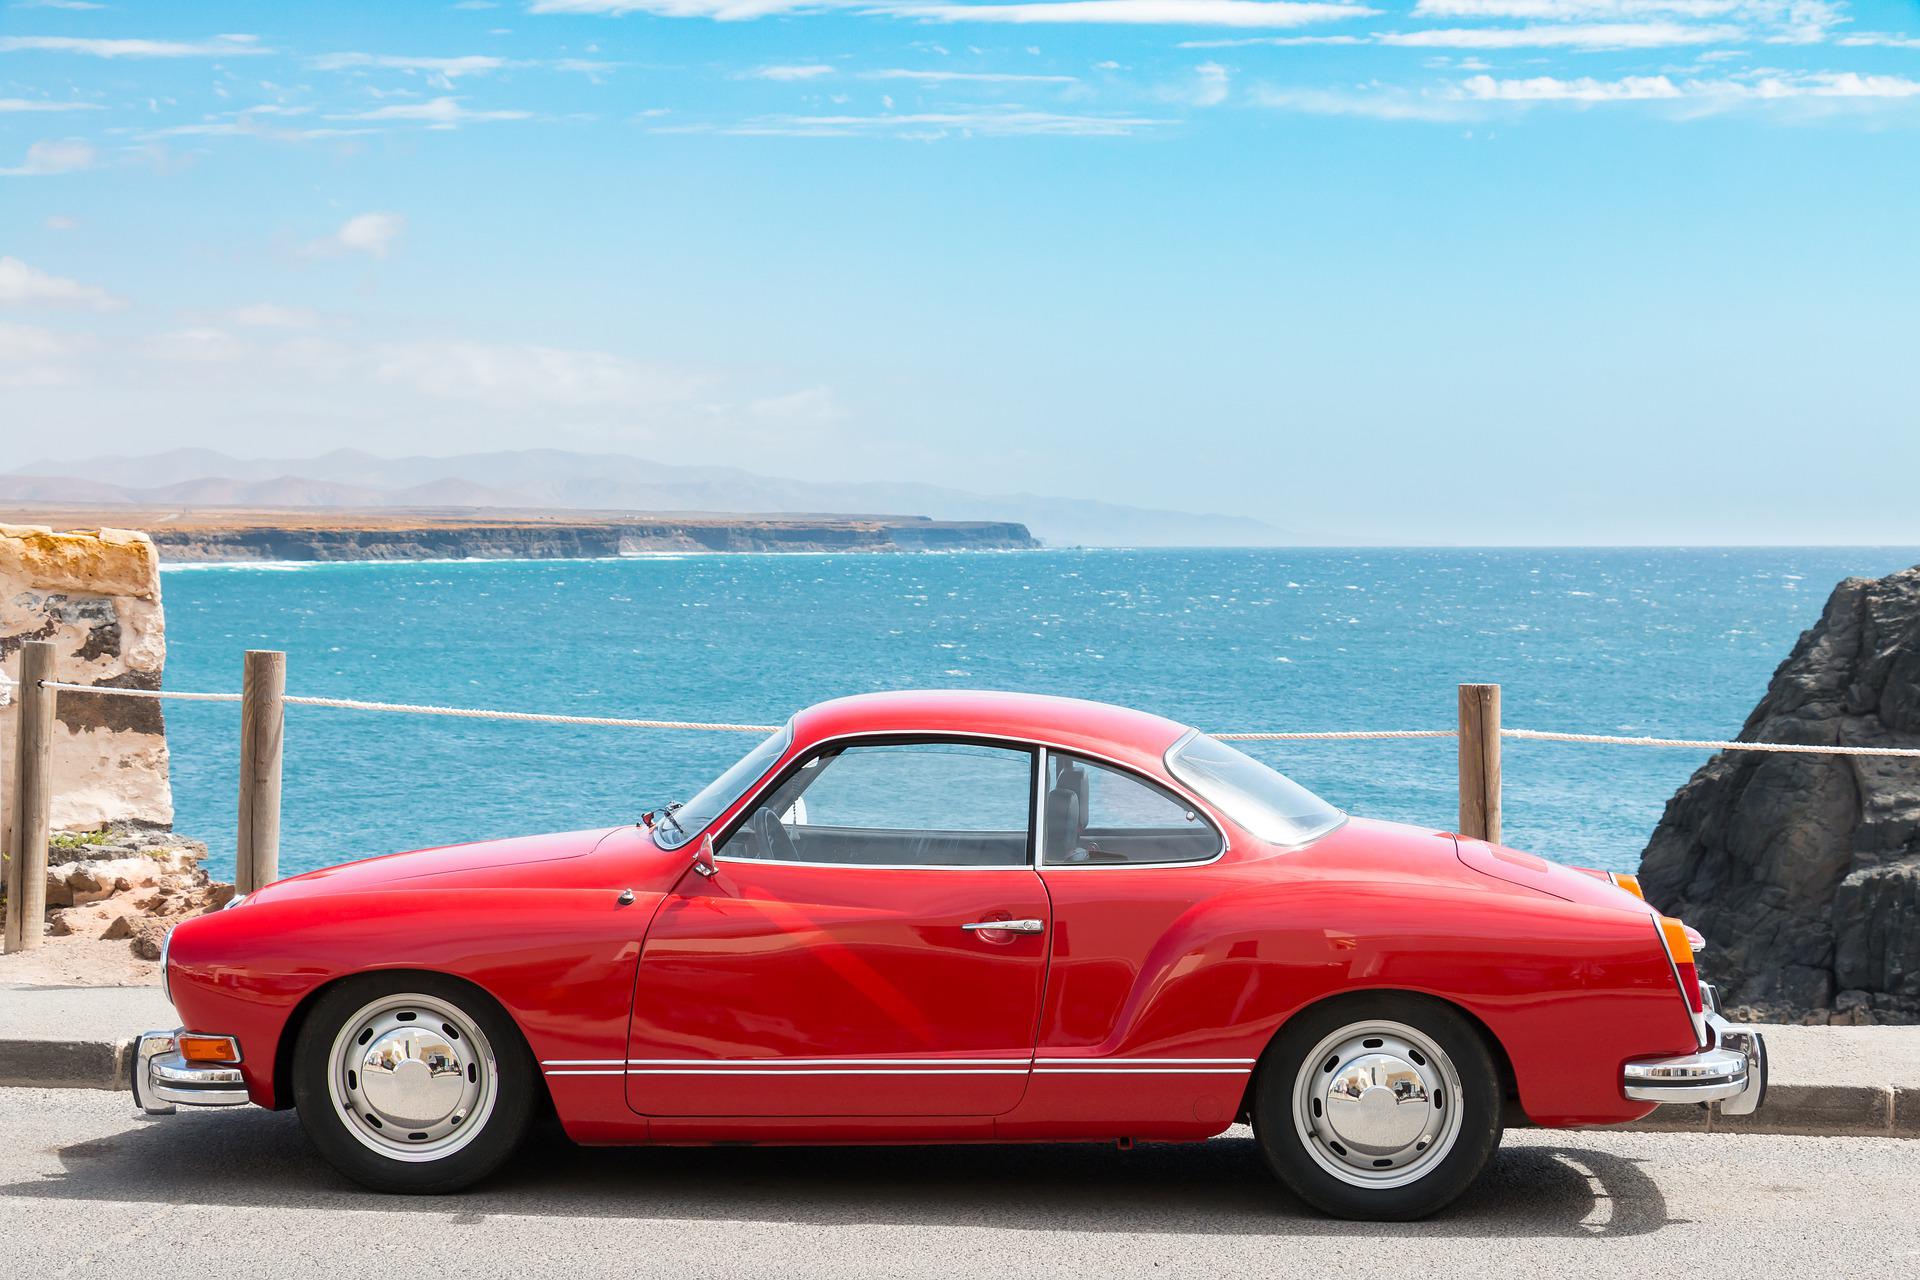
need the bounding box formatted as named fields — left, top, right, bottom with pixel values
left=654, top=723, right=793, bottom=850
left=1165, top=730, right=1344, bottom=847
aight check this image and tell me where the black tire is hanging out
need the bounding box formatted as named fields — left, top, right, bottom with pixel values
left=1253, top=992, right=1503, bottom=1220
left=292, top=972, right=538, bottom=1194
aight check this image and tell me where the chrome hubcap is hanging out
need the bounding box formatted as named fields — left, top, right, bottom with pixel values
left=326, top=992, right=497, bottom=1163
left=1292, top=1019, right=1463, bottom=1189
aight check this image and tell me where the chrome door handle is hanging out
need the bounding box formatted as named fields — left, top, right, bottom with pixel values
left=962, top=919, right=1045, bottom=934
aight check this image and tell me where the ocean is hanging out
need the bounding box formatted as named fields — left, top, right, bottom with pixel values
left=156, top=547, right=1920, bottom=880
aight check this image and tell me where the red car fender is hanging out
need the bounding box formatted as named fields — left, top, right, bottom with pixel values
left=1042, top=874, right=1697, bottom=1128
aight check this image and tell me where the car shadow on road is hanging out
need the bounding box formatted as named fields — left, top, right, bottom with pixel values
left=10, top=1112, right=1676, bottom=1238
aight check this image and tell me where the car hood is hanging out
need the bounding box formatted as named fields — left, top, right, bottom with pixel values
left=248, top=826, right=624, bottom=903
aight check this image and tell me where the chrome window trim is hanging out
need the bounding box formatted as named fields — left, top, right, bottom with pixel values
left=708, top=727, right=1231, bottom=872
left=1036, top=742, right=1227, bottom=870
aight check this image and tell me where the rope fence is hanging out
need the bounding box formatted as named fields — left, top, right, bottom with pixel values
left=10, top=657, right=1919, bottom=953
left=38, top=679, right=1920, bottom=757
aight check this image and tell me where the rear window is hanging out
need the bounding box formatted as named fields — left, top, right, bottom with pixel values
left=1164, top=731, right=1344, bottom=847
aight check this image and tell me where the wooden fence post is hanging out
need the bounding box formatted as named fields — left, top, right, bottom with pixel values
left=5, top=641, right=56, bottom=952
left=236, top=649, right=285, bottom=895
left=1457, top=682, right=1502, bottom=844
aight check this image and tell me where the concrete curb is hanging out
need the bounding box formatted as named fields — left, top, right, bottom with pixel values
left=0, top=1038, right=131, bottom=1091
left=1, top=1035, right=1916, bottom=1140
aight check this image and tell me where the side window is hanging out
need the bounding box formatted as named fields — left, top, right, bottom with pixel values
left=721, top=741, right=1034, bottom=868
left=1042, top=752, right=1222, bottom=866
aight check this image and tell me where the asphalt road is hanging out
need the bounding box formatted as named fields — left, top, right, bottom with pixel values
left=4, top=1088, right=1915, bottom=1278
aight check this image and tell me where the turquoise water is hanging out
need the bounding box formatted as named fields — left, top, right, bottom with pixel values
left=157, top=547, right=1920, bottom=879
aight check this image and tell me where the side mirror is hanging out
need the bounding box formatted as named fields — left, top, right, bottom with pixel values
left=692, top=832, right=718, bottom=878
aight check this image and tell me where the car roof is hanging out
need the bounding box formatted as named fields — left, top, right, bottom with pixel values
left=791, top=690, right=1197, bottom=772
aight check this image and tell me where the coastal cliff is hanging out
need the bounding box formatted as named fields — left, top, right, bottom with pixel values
left=1639, top=563, right=1920, bottom=1024
left=0, top=524, right=173, bottom=830
left=0, top=508, right=1040, bottom=562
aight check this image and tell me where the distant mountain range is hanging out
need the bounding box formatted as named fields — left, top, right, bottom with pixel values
left=1, top=448, right=1309, bottom=548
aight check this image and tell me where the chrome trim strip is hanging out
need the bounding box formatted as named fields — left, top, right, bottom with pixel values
left=1034, top=1058, right=1255, bottom=1065
left=623, top=1068, right=1030, bottom=1076
left=623, top=1058, right=1029, bottom=1065
left=1034, top=1067, right=1251, bottom=1075
left=541, top=1058, right=631, bottom=1067
left=544, top=1055, right=1257, bottom=1073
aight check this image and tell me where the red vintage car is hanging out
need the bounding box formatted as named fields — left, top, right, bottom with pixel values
left=136, top=690, right=1765, bottom=1220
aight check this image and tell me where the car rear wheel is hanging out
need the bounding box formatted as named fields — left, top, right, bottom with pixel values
left=1253, top=993, right=1502, bottom=1220
left=292, top=973, right=537, bottom=1193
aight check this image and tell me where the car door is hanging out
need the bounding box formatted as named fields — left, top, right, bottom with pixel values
left=627, top=739, right=1050, bottom=1118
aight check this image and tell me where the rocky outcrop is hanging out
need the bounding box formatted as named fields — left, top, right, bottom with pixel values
left=1, top=524, right=172, bottom=830
left=1639, top=564, right=1920, bottom=1024
left=41, top=823, right=231, bottom=958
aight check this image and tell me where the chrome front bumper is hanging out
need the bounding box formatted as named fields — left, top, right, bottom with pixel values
left=131, top=1029, right=251, bottom=1116
left=1622, top=991, right=1767, bottom=1116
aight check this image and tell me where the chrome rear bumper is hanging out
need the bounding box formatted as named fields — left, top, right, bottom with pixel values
left=1622, top=993, right=1767, bottom=1116
left=132, top=1029, right=251, bottom=1116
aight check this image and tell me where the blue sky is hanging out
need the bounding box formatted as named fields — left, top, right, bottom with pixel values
left=1, top=0, right=1917, bottom=543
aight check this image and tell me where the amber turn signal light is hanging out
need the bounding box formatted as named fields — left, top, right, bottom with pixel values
left=1608, top=872, right=1646, bottom=900
left=177, top=1034, right=242, bottom=1064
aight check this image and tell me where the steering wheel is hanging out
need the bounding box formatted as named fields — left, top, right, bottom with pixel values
left=750, top=808, right=798, bottom=862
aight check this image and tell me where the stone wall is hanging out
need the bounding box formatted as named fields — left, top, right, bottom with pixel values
left=1, top=524, right=173, bottom=833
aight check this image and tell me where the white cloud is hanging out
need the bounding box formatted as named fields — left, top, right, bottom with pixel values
left=0, top=98, right=103, bottom=113
left=15, top=0, right=110, bottom=9
left=1381, top=21, right=1742, bottom=46
left=1738, top=71, right=1920, bottom=98
left=1191, top=60, right=1231, bottom=104
left=1180, top=32, right=1362, bottom=44
left=0, top=320, right=84, bottom=387
left=1413, top=0, right=1738, bottom=15
left=863, top=68, right=1079, bottom=81
left=0, top=138, right=98, bottom=176
left=310, top=53, right=512, bottom=78
left=44, top=214, right=81, bottom=231
left=146, top=326, right=249, bottom=364
left=1460, top=69, right=1920, bottom=105
left=892, top=1, right=1378, bottom=26
left=227, top=303, right=322, bottom=329
left=0, top=257, right=127, bottom=310
left=0, top=35, right=270, bottom=58
left=744, top=385, right=844, bottom=423
left=1839, top=33, right=1920, bottom=49
left=530, top=0, right=833, bottom=16
left=1460, top=72, right=1683, bottom=99
left=658, top=106, right=1172, bottom=135
left=331, top=96, right=534, bottom=126
left=0, top=321, right=75, bottom=362
left=368, top=339, right=706, bottom=407
left=302, top=212, right=407, bottom=259
left=1249, top=82, right=1469, bottom=119
left=743, top=63, right=840, bottom=79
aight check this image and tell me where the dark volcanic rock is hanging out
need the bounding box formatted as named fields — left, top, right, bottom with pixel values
left=1639, top=564, right=1920, bottom=1024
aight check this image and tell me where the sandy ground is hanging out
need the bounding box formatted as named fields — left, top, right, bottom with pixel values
left=0, top=936, right=159, bottom=988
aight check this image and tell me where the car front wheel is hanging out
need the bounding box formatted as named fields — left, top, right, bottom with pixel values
left=292, top=973, right=537, bottom=1193
left=1253, top=993, right=1503, bottom=1220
